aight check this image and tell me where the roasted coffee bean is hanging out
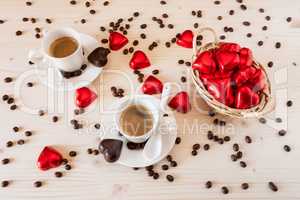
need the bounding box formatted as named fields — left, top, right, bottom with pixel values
left=52, top=116, right=58, bottom=122
left=32, top=181, right=42, bottom=188
left=275, top=117, right=282, bottom=123
left=259, top=117, right=266, bottom=124
left=246, top=33, right=252, bottom=38
left=7, top=97, right=14, bottom=104
left=236, top=151, right=243, bottom=159
left=170, top=161, right=177, bottom=167
left=168, top=24, right=174, bottom=29
left=162, top=164, right=169, bottom=170
left=231, top=154, right=237, bottom=162
left=241, top=183, right=249, bottom=190
left=245, top=136, right=252, bottom=143
left=65, top=164, right=72, bottom=170
left=70, top=0, right=76, bottom=5
left=240, top=161, right=247, bottom=168
left=193, top=143, right=200, bottom=151
left=203, top=144, right=210, bottom=151
left=2, top=158, right=10, bottom=165
left=265, top=16, right=271, bottom=21
left=148, top=170, right=154, bottom=176
left=191, top=150, right=198, bottom=156
left=162, top=13, right=168, bottom=18
left=217, top=16, right=222, bottom=21
left=267, top=61, right=273, bottom=68
left=70, top=119, right=78, bottom=125
left=268, top=182, right=278, bottom=192
left=0, top=19, right=5, bottom=24
left=185, top=61, right=191, bottom=66
left=152, top=69, right=159, bottom=75
left=259, top=8, right=265, bottom=13
left=4, top=77, right=13, bottom=83
left=10, top=105, right=17, bottom=110
left=25, top=131, right=32, bottom=137
left=214, top=0, right=221, bottom=5
left=6, top=141, right=13, bottom=147
left=166, top=175, right=174, bottom=182
left=175, top=137, right=181, bottom=144
left=262, top=26, right=268, bottom=31
left=89, top=9, right=96, bottom=14
left=233, top=143, right=239, bottom=151
left=258, top=41, right=264, bottom=46
left=81, top=19, right=86, bottom=24
left=178, top=60, right=184, bottom=65
left=275, top=42, right=281, bottom=49
left=145, top=165, right=154, bottom=171
left=26, top=82, right=33, bottom=87
left=221, top=186, right=229, bottom=194
left=38, top=110, right=45, bottom=116
left=2, top=94, right=9, bottom=101
left=13, top=126, right=19, bottom=132
left=224, top=136, right=230, bottom=142
left=286, top=17, right=292, bottom=23
left=140, top=33, right=146, bottom=39
left=54, top=171, right=63, bottom=178
left=205, top=181, right=212, bottom=188
left=243, top=21, right=251, bottom=26
left=207, top=131, right=214, bottom=140
left=46, top=18, right=52, bottom=24
left=93, top=149, right=99, bottom=155
left=213, top=118, right=219, bottom=125
left=160, top=0, right=166, bottom=5
left=165, top=42, right=171, bottom=48
left=181, top=76, right=187, bottom=83
left=87, top=148, right=93, bottom=154
left=220, top=35, right=226, bottom=40
left=26, top=1, right=32, bottom=6
left=166, top=155, right=172, bottom=162
left=61, top=158, right=68, bottom=165
left=30, top=18, right=36, bottom=23
left=286, top=100, right=293, bottom=107
left=17, top=139, right=25, bottom=145
left=94, top=123, right=101, bottom=129
left=218, top=138, right=224, bottom=145
left=191, top=11, right=196, bottom=16
left=229, top=10, right=235, bottom=15
left=213, top=135, right=219, bottom=142
left=240, top=4, right=247, bottom=10
left=1, top=180, right=9, bottom=187
left=101, top=39, right=108, bottom=44
left=153, top=173, right=159, bottom=179
left=283, top=145, right=291, bottom=152
left=278, top=129, right=286, bottom=136
left=69, top=151, right=77, bottom=157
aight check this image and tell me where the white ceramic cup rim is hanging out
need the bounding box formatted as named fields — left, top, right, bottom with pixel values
left=42, top=28, right=82, bottom=60
left=115, top=95, right=160, bottom=142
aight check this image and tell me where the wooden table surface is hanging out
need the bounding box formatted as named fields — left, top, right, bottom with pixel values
left=0, top=0, right=300, bottom=199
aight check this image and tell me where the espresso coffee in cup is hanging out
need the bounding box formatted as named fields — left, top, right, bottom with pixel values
left=120, top=104, right=154, bottom=137
left=49, top=36, right=78, bottom=58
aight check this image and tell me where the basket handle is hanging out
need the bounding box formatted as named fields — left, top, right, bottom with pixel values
left=192, top=27, right=219, bottom=58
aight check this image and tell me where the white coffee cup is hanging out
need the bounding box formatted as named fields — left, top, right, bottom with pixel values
left=29, top=28, right=84, bottom=72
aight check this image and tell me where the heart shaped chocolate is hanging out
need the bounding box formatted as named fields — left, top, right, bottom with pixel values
left=129, top=50, right=151, bottom=70
left=249, top=68, right=266, bottom=92
left=205, top=77, right=235, bottom=107
left=37, top=146, right=63, bottom=171
left=109, top=32, right=128, bottom=51
left=75, top=87, right=97, bottom=108
left=99, top=139, right=123, bottom=163
left=168, top=91, right=191, bottom=113
left=239, top=48, right=253, bottom=69
left=88, top=47, right=111, bottom=67
left=235, top=86, right=260, bottom=109
left=142, top=75, right=163, bottom=95
left=216, top=50, right=240, bottom=72
left=176, top=30, right=194, bottom=49
left=219, top=42, right=241, bottom=53
left=233, top=66, right=257, bottom=87
left=192, top=51, right=217, bottom=74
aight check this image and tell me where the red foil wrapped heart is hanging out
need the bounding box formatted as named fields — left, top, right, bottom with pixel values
left=142, top=75, right=163, bottom=95
left=168, top=91, right=191, bottom=113
left=205, top=77, right=235, bottom=106
left=216, top=49, right=240, bottom=72
left=235, top=86, right=260, bottom=109
left=219, top=42, right=241, bottom=53
left=249, top=68, right=266, bottom=92
left=75, top=87, right=97, bottom=108
left=239, top=48, right=253, bottom=69
left=233, top=66, right=257, bottom=87
left=109, top=32, right=128, bottom=51
left=176, top=30, right=194, bottom=49
left=37, top=146, right=63, bottom=171
left=192, top=51, right=216, bottom=74
left=129, top=50, right=151, bottom=70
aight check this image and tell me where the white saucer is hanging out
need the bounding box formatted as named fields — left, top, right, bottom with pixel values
left=33, top=33, right=102, bottom=91
left=100, top=97, right=177, bottom=168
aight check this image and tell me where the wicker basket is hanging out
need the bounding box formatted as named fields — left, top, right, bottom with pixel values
left=191, top=27, right=275, bottom=118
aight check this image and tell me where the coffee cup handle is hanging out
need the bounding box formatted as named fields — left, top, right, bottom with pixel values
left=160, top=82, right=173, bottom=113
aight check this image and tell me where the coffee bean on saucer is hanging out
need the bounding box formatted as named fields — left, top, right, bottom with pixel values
left=93, top=149, right=99, bottom=155
left=89, top=9, right=96, bottom=14
left=268, top=182, right=278, bottom=192
left=69, top=151, right=77, bottom=157
left=2, top=158, right=10, bottom=165
left=1, top=180, right=10, bottom=187
left=166, top=175, right=174, bottom=182
left=191, top=150, right=197, bottom=156
left=148, top=170, right=154, bottom=177
left=34, top=181, right=42, bottom=188
left=283, top=145, right=291, bottom=152
left=6, top=141, right=14, bottom=147
left=205, top=181, right=212, bottom=189
left=245, top=136, right=252, bottom=143
left=241, top=183, right=249, bottom=190
left=54, top=171, right=63, bottom=178
left=221, top=186, right=229, bottom=194
left=166, top=155, right=172, bottom=162
left=175, top=137, right=181, bottom=144
left=153, top=173, right=159, bottom=180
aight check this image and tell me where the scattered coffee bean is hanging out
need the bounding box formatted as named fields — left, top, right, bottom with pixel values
left=259, top=117, right=267, bottom=124
left=2, top=94, right=9, bottom=101
left=1, top=180, right=9, bottom=187
left=193, top=143, right=200, bottom=151
left=236, top=151, right=243, bottom=159
left=241, top=183, right=249, bottom=190
left=203, top=144, right=210, bottom=151
left=65, top=164, right=72, bottom=170
left=224, top=136, right=230, bottom=142
left=16, top=30, right=22, bottom=36
left=181, top=76, right=187, bottom=83
left=166, top=155, right=172, bottom=162
left=191, top=150, right=197, bottom=156
left=46, top=18, right=52, bottom=24
left=4, top=77, right=13, bottom=83
left=278, top=129, right=286, bottom=136
left=286, top=17, right=292, bottom=23
left=175, top=137, right=181, bottom=144
left=286, top=100, right=293, bottom=107
left=52, top=116, right=58, bottom=123
left=153, top=173, right=159, bottom=179
left=94, top=123, right=101, bottom=129
left=7, top=97, right=14, bottom=104
left=10, top=105, right=17, bottom=110
left=275, top=42, right=281, bottom=49
left=38, top=110, right=45, bottom=116
left=231, top=154, right=237, bottom=162
left=17, top=139, right=25, bottom=145
left=34, top=181, right=42, bottom=188
left=162, top=164, right=169, bottom=171
left=26, top=1, right=32, bottom=6
left=2, top=158, right=10, bottom=165
left=275, top=117, right=282, bottom=123
left=268, top=182, right=278, bottom=192
left=170, top=161, right=177, bottom=167
left=258, top=41, right=264, bottom=46
left=233, top=143, right=239, bottom=151
left=240, top=161, right=247, bottom=168
left=13, top=126, right=19, bottom=132
left=69, top=151, right=77, bottom=157
left=166, top=175, right=174, bottom=182
left=70, top=0, right=76, bottom=5
left=54, top=171, right=63, bottom=178
left=6, top=141, right=14, bottom=147
left=221, top=186, right=229, bottom=194
left=89, top=9, right=96, bottom=14
left=205, top=181, right=212, bottom=188
left=245, top=136, right=252, bottom=143
left=283, top=145, right=291, bottom=152
left=87, top=148, right=93, bottom=154
left=25, top=131, right=32, bottom=137
left=152, top=69, right=159, bottom=75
